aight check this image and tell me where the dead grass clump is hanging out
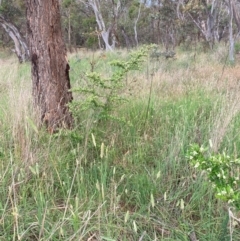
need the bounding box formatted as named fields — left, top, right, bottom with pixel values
left=0, top=58, right=35, bottom=164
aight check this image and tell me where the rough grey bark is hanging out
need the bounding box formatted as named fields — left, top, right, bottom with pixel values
left=26, top=0, right=73, bottom=133
left=0, top=15, right=29, bottom=63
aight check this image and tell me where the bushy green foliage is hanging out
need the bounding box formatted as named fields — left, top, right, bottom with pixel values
left=187, top=143, right=240, bottom=209
left=69, top=47, right=148, bottom=128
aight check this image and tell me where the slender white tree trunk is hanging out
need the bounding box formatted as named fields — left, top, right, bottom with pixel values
left=228, top=0, right=235, bottom=62
left=206, top=0, right=218, bottom=48
left=232, top=0, right=240, bottom=34
left=101, top=29, right=112, bottom=51
left=134, top=3, right=142, bottom=47
left=88, top=0, right=113, bottom=51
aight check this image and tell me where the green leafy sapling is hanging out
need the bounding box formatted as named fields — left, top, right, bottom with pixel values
left=187, top=143, right=240, bottom=210
left=69, top=46, right=149, bottom=126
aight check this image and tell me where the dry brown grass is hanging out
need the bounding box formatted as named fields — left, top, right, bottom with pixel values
left=2, top=46, right=240, bottom=156
left=125, top=47, right=240, bottom=152
left=0, top=56, right=34, bottom=164
left=69, top=46, right=240, bottom=154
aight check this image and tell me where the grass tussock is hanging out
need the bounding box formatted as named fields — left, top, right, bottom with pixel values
left=1, top=45, right=240, bottom=240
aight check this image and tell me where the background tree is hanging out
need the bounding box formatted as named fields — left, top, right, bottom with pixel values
left=26, top=0, right=73, bottom=133
left=0, top=15, right=29, bottom=62
left=150, top=0, right=178, bottom=50
left=227, top=0, right=235, bottom=62
left=180, top=0, right=221, bottom=49
left=232, top=0, right=240, bottom=34
left=61, top=0, right=86, bottom=51
left=0, top=0, right=29, bottom=62
left=0, top=0, right=239, bottom=60
left=79, top=0, right=123, bottom=51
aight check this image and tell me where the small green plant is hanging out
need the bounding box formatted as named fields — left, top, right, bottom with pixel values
left=69, top=46, right=148, bottom=127
left=187, top=143, right=240, bottom=210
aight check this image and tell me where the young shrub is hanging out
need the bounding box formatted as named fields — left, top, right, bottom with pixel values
left=69, top=46, right=149, bottom=129
left=187, top=143, right=240, bottom=209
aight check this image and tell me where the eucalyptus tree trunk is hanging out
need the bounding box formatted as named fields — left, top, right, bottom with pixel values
left=26, top=0, right=73, bottom=133
left=86, top=0, right=121, bottom=51
left=232, top=0, right=240, bottom=34
left=0, top=15, right=29, bottom=63
left=228, top=0, right=235, bottom=62
left=186, top=0, right=220, bottom=49
left=206, top=0, right=220, bottom=48
left=88, top=0, right=113, bottom=51
left=134, top=3, right=142, bottom=47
